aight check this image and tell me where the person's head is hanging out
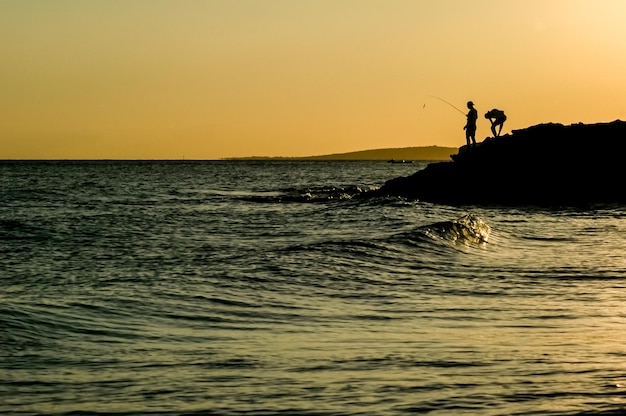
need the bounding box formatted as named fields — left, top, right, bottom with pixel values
left=467, top=101, right=474, bottom=109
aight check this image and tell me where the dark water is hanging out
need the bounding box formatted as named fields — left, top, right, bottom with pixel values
left=2, top=160, right=626, bottom=415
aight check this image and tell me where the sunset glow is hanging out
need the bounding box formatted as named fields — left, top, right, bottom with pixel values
left=2, top=0, right=626, bottom=159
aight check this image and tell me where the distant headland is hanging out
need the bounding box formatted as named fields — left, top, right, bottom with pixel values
left=376, top=120, right=626, bottom=206
left=224, top=146, right=456, bottom=161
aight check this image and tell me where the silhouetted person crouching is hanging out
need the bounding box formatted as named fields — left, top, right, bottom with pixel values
left=485, top=109, right=506, bottom=137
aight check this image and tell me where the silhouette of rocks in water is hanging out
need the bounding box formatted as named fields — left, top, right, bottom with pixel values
left=377, top=120, right=626, bottom=205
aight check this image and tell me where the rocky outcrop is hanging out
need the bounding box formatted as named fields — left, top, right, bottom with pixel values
left=377, top=120, right=626, bottom=205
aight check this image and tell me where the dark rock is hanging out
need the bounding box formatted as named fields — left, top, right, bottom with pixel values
left=376, top=120, right=626, bottom=205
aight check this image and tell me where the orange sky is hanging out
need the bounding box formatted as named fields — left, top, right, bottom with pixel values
left=1, top=0, right=626, bottom=159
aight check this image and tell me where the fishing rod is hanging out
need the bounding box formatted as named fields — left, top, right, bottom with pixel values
left=428, top=95, right=467, bottom=117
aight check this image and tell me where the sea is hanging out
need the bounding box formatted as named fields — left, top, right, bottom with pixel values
left=2, top=159, right=626, bottom=416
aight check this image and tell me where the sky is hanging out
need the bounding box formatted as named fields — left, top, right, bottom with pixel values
left=1, top=0, right=626, bottom=159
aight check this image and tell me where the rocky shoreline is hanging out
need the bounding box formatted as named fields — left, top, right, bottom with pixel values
left=376, top=120, right=626, bottom=205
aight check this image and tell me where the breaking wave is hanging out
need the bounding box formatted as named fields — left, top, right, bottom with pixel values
left=243, top=184, right=379, bottom=203
left=420, top=213, right=491, bottom=245
left=392, top=213, right=491, bottom=251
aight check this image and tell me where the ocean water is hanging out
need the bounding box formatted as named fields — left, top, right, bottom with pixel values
left=2, top=160, right=626, bottom=416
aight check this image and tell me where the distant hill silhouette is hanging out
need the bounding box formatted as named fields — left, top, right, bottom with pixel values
left=227, top=146, right=456, bottom=161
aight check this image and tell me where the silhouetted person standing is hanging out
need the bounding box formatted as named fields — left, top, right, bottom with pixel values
left=464, top=101, right=478, bottom=146
left=485, top=109, right=506, bottom=137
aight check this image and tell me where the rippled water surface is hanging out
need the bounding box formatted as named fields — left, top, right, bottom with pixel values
left=2, top=160, right=626, bottom=415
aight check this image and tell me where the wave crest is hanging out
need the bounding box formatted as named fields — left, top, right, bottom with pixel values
left=421, top=213, right=491, bottom=246
left=246, top=185, right=379, bottom=203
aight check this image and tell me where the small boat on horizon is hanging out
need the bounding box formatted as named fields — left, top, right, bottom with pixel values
left=388, top=159, right=414, bottom=164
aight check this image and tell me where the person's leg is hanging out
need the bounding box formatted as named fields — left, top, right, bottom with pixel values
left=496, top=119, right=505, bottom=136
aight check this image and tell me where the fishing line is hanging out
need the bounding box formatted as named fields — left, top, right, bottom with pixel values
left=428, top=95, right=466, bottom=116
